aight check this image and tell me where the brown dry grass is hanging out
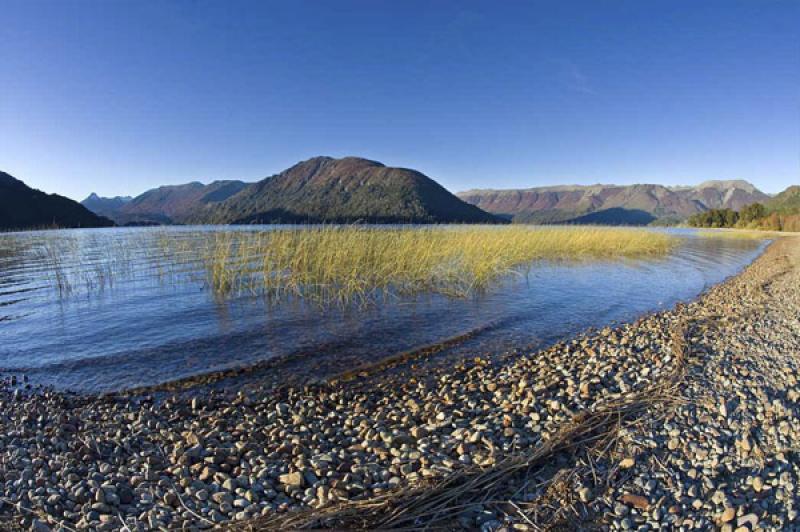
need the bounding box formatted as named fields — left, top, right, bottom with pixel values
left=230, top=320, right=692, bottom=531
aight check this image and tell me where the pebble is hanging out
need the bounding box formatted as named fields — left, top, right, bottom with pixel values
left=0, top=238, right=797, bottom=531
left=589, top=239, right=800, bottom=532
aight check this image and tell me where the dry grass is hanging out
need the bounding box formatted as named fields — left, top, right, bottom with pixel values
left=235, top=385, right=684, bottom=531
left=231, top=319, right=692, bottom=531
left=8, top=225, right=676, bottom=306
left=695, top=229, right=778, bottom=240
left=190, top=225, right=676, bottom=306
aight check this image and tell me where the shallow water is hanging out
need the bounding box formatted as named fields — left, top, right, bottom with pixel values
left=0, top=226, right=765, bottom=392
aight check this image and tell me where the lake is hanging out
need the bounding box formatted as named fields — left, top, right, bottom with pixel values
left=0, top=226, right=766, bottom=393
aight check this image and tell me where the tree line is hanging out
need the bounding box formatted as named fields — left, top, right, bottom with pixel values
left=687, top=203, right=799, bottom=232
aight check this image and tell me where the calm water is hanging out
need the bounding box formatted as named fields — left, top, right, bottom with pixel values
left=0, top=226, right=765, bottom=393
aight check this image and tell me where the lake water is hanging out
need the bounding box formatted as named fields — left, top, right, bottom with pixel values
left=0, top=226, right=765, bottom=393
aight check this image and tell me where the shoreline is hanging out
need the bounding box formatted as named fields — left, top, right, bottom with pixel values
left=71, top=235, right=770, bottom=398
left=1, top=237, right=796, bottom=531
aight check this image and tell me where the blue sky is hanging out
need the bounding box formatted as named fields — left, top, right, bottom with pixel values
left=1, top=0, right=798, bottom=200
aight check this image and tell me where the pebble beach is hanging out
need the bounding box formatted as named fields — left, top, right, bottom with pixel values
left=1, top=237, right=798, bottom=531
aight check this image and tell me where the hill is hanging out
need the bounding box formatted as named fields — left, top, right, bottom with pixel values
left=84, top=181, right=249, bottom=225
left=199, top=156, right=503, bottom=224
left=0, top=171, right=114, bottom=231
left=457, top=180, right=769, bottom=224
left=766, top=185, right=800, bottom=214
left=81, top=193, right=132, bottom=219
left=754, top=185, right=800, bottom=232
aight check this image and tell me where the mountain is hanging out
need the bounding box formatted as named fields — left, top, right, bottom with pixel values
left=199, top=156, right=503, bottom=224
left=81, top=193, right=132, bottom=219
left=85, top=181, right=249, bottom=225
left=0, top=171, right=114, bottom=230
left=457, top=180, right=770, bottom=225
left=765, top=185, right=800, bottom=214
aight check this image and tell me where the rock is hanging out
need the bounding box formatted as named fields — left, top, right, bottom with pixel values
left=91, top=502, right=111, bottom=514
left=620, top=493, right=649, bottom=511
left=185, top=431, right=203, bottom=447
left=212, top=492, right=233, bottom=505
left=739, top=436, right=752, bottom=452
left=579, top=381, right=591, bottom=398
left=279, top=472, right=304, bottom=488
left=31, top=519, right=51, bottom=532
left=719, top=507, right=736, bottom=524
left=410, top=426, right=428, bottom=439
left=619, top=458, right=636, bottom=469
left=302, top=470, right=319, bottom=487
left=164, top=491, right=179, bottom=507
left=118, top=486, right=134, bottom=505
left=390, top=434, right=417, bottom=447
left=736, top=513, right=759, bottom=528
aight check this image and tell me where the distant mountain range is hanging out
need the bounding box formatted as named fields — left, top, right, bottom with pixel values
left=84, top=157, right=502, bottom=225
left=6, top=158, right=789, bottom=231
left=457, top=180, right=770, bottom=225
left=0, top=171, right=113, bottom=231
left=86, top=181, right=249, bottom=225
left=81, top=193, right=133, bottom=219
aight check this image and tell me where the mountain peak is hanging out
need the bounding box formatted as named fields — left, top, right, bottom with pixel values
left=696, top=179, right=758, bottom=193
left=0, top=170, right=25, bottom=188
left=290, top=156, right=387, bottom=174
left=200, top=157, right=502, bottom=224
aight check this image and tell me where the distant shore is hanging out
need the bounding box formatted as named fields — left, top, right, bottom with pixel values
left=1, top=237, right=797, bottom=531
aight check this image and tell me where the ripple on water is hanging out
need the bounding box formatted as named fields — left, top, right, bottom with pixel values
left=0, top=226, right=767, bottom=392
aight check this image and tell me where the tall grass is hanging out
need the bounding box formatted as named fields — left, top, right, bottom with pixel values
left=11, top=226, right=676, bottom=307
left=193, top=226, right=676, bottom=306
left=694, top=229, right=778, bottom=240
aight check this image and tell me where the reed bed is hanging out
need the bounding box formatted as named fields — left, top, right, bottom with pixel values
left=11, top=226, right=676, bottom=307
left=190, top=226, right=676, bottom=306
left=694, top=229, right=778, bottom=240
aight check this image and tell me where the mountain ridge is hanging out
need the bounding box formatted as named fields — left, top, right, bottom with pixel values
left=457, top=181, right=770, bottom=224
left=83, top=180, right=249, bottom=225
left=766, top=185, right=800, bottom=214
left=81, top=193, right=133, bottom=220
left=200, top=156, right=503, bottom=224
left=0, top=171, right=114, bottom=230
left=80, top=160, right=781, bottom=227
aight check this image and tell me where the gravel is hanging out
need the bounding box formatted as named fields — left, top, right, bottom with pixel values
left=1, top=237, right=798, bottom=531
left=557, top=237, right=800, bottom=532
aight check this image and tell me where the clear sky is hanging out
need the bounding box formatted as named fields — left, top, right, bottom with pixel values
left=1, top=0, right=798, bottom=200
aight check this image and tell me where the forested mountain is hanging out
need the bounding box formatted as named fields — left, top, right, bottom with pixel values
left=197, top=156, right=503, bottom=224
left=0, top=171, right=113, bottom=230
